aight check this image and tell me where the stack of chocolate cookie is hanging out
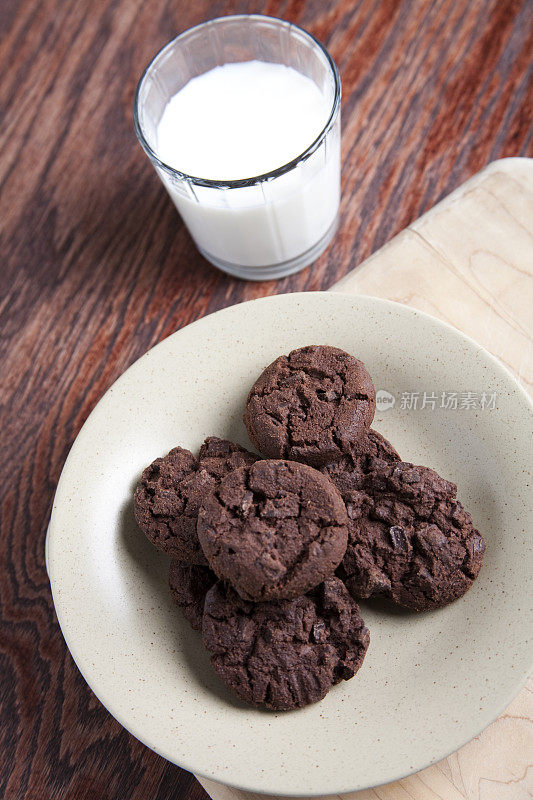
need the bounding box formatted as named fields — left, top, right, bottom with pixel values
left=134, top=345, right=485, bottom=711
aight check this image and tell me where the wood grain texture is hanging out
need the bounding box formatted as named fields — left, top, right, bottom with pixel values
left=335, top=158, right=533, bottom=393
left=0, top=1, right=532, bottom=799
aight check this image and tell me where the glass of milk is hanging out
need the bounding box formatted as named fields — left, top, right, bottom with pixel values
left=134, top=15, right=341, bottom=280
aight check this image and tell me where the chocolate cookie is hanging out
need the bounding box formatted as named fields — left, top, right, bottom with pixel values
left=244, top=345, right=376, bottom=467
left=197, top=459, right=348, bottom=601
left=321, top=428, right=401, bottom=499
left=337, top=461, right=485, bottom=611
left=202, top=577, right=370, bottom=710
left=134, top=437, right=258, bottom=564
left=168, top=561, right=216, bottom=631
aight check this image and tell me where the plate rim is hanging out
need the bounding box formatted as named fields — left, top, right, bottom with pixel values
left=47, top=291, right=533, bottom=796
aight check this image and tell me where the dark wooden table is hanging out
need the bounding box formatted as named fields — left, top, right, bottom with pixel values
left=1, top=1, right=531, bottom=798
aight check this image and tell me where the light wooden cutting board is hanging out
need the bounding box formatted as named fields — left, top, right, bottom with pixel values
left=197, top=158, right=533, bottom=800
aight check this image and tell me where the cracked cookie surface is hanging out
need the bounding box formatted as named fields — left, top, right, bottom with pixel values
left=168, top=561, right=217, bottom=630
left=321, top=428, right=401, bottom=498
left=197, top=460, right=348, bottom=601
left=134, top=437, right=258, bottom=564
left=202, top=577, right=370, bottom=710
left=244, top=345, right=376, bottom=467
left=336, top=461, right=485, bottom=611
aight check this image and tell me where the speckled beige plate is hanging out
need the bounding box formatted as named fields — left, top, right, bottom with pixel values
left=47, top=292, right=533, bottom=797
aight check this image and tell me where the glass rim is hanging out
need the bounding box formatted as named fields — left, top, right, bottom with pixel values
left=133, top=14, right=341, bottom=189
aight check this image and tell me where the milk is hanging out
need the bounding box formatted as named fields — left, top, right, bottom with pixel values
left=157, top=61, right=329, bottom=180
left=154, top=60, right=340, bottom=274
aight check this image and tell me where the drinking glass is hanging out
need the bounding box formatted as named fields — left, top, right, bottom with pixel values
left=134, top=15, right=341, bottom=280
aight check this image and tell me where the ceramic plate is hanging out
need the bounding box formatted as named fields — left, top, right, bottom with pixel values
left=47, top=292, right=533, bottom=796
